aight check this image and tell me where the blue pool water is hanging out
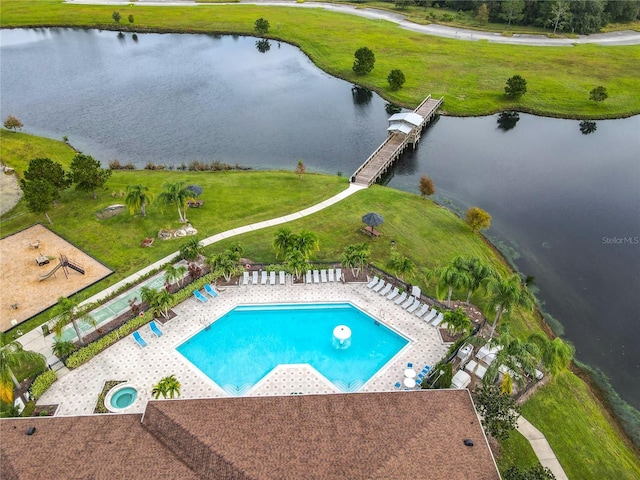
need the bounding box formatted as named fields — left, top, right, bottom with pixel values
left=110, top=386, right=137, bottom=409
left=176, top=303, right=408, bottom=395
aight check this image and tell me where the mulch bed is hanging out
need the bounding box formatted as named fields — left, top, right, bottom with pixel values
left=33, top=404, right=58, bottom=416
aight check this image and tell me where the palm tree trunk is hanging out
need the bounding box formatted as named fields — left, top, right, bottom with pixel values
left=466, top=289, right=473, bottom=304
left=72, top=319, right=85, bottom=346
left=177, top=204, right=184, bottom=222
left=9, top=367, right=21, bottom=390
left=489, top=306, right=503, bottom=338
left=447, top=286, right=453, bottom=307
left=45, top=212, right=53, bottom=225
left=141, top=202, right=147, bottom=216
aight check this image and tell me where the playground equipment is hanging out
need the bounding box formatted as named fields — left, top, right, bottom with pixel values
left=39, top=254, right=85, bottom=282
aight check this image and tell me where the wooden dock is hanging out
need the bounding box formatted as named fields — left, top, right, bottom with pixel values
left=351, top=95, right=443, bottom=187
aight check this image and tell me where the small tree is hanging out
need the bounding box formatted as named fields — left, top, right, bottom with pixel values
left=20, top=179, right=56, bottom=224
left=504, top=75, right=527, bottom=98
left=254, top=18, right=270, bottom=35
left=466, top=206, right=491, bottom=232
left=52, top=340, right=76, bottom=360
left=386, top=252, right=416, bottom=282
left=24, top=158, right=71, bottom=199
left=589, top=86, right=608, bottom=103
left=499, top=0, right=525, bottom=27
left=353, top=47, right=375, bottom=75
left=179, top=237, right=204, bottom=261
left=474, top=383, right=520, bottom=441
left=295, top=159, right=306, bottom=180
left=387, top=69, right=406, bottom=91
left=3, top=115, right=23, bottom=132
left=548, top=0, right=570, bottom=34
left=442, top=308, right=472, bottom=337
left=69, top=153, right=112, bottom=200
left=152, top=374, right=181, bottom=399
left=128, top=14, right=134, bottom=24
left=419, top=174, right=435, bottom=198
left=476, top=3, right=489, bottom=24
left=112, top=11, right=121, bottom=23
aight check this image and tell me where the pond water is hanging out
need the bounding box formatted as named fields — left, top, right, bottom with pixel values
left=1, top=29, right=638, bottom=410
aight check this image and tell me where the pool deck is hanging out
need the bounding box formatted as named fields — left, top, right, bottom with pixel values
left=38, top=281, right=449, bottom=416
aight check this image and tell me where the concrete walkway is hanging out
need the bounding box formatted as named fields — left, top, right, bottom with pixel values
left=66, top=0, right=640, bottom=46
left=517, top=416, right=569, bottom=480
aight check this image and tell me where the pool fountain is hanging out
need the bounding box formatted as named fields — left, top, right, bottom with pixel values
left=332, top=325, right=351, bottom=349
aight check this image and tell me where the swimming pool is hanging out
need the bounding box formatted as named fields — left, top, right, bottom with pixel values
left=176, top=303, right=409, bottom=395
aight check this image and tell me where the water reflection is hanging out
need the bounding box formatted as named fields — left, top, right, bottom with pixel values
left=255, top=39, right=271, bottom=53
left=579, top=120, right=597, bottom=135
left=351, top=85, right=372, bottom=105
left=497, top=111, right=520, bottom=131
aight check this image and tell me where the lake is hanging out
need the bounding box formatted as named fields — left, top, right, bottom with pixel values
left=1, top=29, right=638, bottom=410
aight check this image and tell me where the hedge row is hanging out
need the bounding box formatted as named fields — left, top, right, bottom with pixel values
left=65, top=273, right=216, bottom=369
left=29, top=370, right=58, bottom=400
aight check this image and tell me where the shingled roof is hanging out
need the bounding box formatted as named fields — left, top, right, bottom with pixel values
left=1, top=390, right=500, bottom=480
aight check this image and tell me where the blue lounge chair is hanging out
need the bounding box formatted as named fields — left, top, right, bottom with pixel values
left=149, top=320, right=163, bottom=338
left=193, top=290, right=208, bottom=303
left=204, top=284, right=218, bottom=298
left=407, top=362, right=413, bottom=368
left=394, top=382, right=402, bottom=389
left=133, top=331, right=147, bottom=348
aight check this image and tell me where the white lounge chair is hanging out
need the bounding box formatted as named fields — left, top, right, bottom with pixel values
left=306, top=270, right=313, bottom=283
left=313, top=270, right=320, bottom=283
left=269, top=271, right=276, bottom=285
left=407, top=300, right=421, bottom=314
left=431, top=312, right=444, bottom=327
left=335, top=268, right=342, bottom=282
left=261, top=271, right=268, bottom=285
left=401, top=296, right=415, bottom=309
left=243, top=271, right=250, bottom=285
left=386, top=287, right=399, bottom=300
left=378, top=283, right=392, bottom=296
left=415, top=304, right=430, bottom=318
left=366, top=276, right=380, bottom=288
left=252, top=271, right=259, bottom=284
left=373, top=280, right=386, bottom=293
left=394, top=292, right=408, bottom=305
left=328, top=269, right=335, bottom=282
left=279, top=271, right=286, bottom=285
left=423, top=309, right=437, bottom=323
left=320, top=269, right=328, bottom=283
left=411, top=285, right=421, bottom=298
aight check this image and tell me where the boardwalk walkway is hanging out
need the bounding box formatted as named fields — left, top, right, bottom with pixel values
left=352, top=95, right=443, bottom=186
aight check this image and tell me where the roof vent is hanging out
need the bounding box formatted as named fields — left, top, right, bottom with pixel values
left=463, top=439, right=474, bottom=447
left=26, top=427, right=36, bottom=436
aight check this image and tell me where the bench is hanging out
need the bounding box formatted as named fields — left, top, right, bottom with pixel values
left=187, top=200, right=204, bottom=208
left=361, top=226, right=381, bottom=238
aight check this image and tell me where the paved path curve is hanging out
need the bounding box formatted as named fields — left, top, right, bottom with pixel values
left=517, top=416, right=569, bottom=480
left=67, top=0, right=640, bottom=46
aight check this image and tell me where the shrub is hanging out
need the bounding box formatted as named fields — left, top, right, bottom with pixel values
left=255, top=18, right=270, bottom=35
left=112, top=11, right=121, bottom=23
left=352, top=47, right=375, bottom=75
left=387, top=69, right=406, bottom=91
left=29, top=370, right=58, bottom=400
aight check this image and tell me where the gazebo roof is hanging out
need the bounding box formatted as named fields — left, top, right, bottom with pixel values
left=388, top=112, right=424, bottom=127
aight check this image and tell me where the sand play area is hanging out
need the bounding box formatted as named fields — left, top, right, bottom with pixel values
left=0, top=224, right=112, bottom=332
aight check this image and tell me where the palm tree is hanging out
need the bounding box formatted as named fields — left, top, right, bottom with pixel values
left=480, top=327, right=541, bottom=388
left=156, top=182, right=194, bottom=223
left=529, top=334, right=574, bottom=376
left=386, top=252, right=416, bottom=281
left=52, top=297, right=94, bottom=346
left=430, top=262, right=470, bottom=307
left=285, top=249, right=308, bottom=280
left=341, top=243, right=370, bottom=278
left=124, top=184, right=154, bottom=216
left=51, top=339, right=76, bottom=360
left=442, top=308, right=472, bottom=337
left=453, top=256, right=496, bottom=304
left=273, top=227, right=295, bottom=259
left=164, top=264, right=187, bottom=287
left=179, top=237, right=204, bottom=261
left=0, top=336, right=46, bottom=403
left=486, top=274, right=533, bottom=337
left=293, top=230, right=319, bottom=260
left=152, top=374, right=181, bottom=399
left=140, top=286, right=159, bottom=311
left=153, top=290, right=173, bottom=319
left=208, top=250, right=240, bottom=282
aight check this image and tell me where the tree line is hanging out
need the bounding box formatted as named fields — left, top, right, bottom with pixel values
left=398, top=0, right=639, bottom=34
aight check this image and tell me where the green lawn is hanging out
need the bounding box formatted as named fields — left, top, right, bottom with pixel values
left=1, top=0, right=639, bottom=118
left=2, top=131, right=640, bottom=476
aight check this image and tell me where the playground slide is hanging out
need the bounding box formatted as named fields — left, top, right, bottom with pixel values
left=39, top=262, right=62, bottom=281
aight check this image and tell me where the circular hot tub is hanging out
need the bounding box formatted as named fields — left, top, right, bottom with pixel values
left=105, top=384, right=138, bottom=412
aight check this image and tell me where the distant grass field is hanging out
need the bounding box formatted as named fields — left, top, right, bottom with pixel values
left=2, top=130, right=640, bottom=478
left=1, top=0, right=639, bottom=119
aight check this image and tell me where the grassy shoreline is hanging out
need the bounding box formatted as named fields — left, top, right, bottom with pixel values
left=2, top=130, right=639, bottom=477
left=1, top=0, right=639, bottom=119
